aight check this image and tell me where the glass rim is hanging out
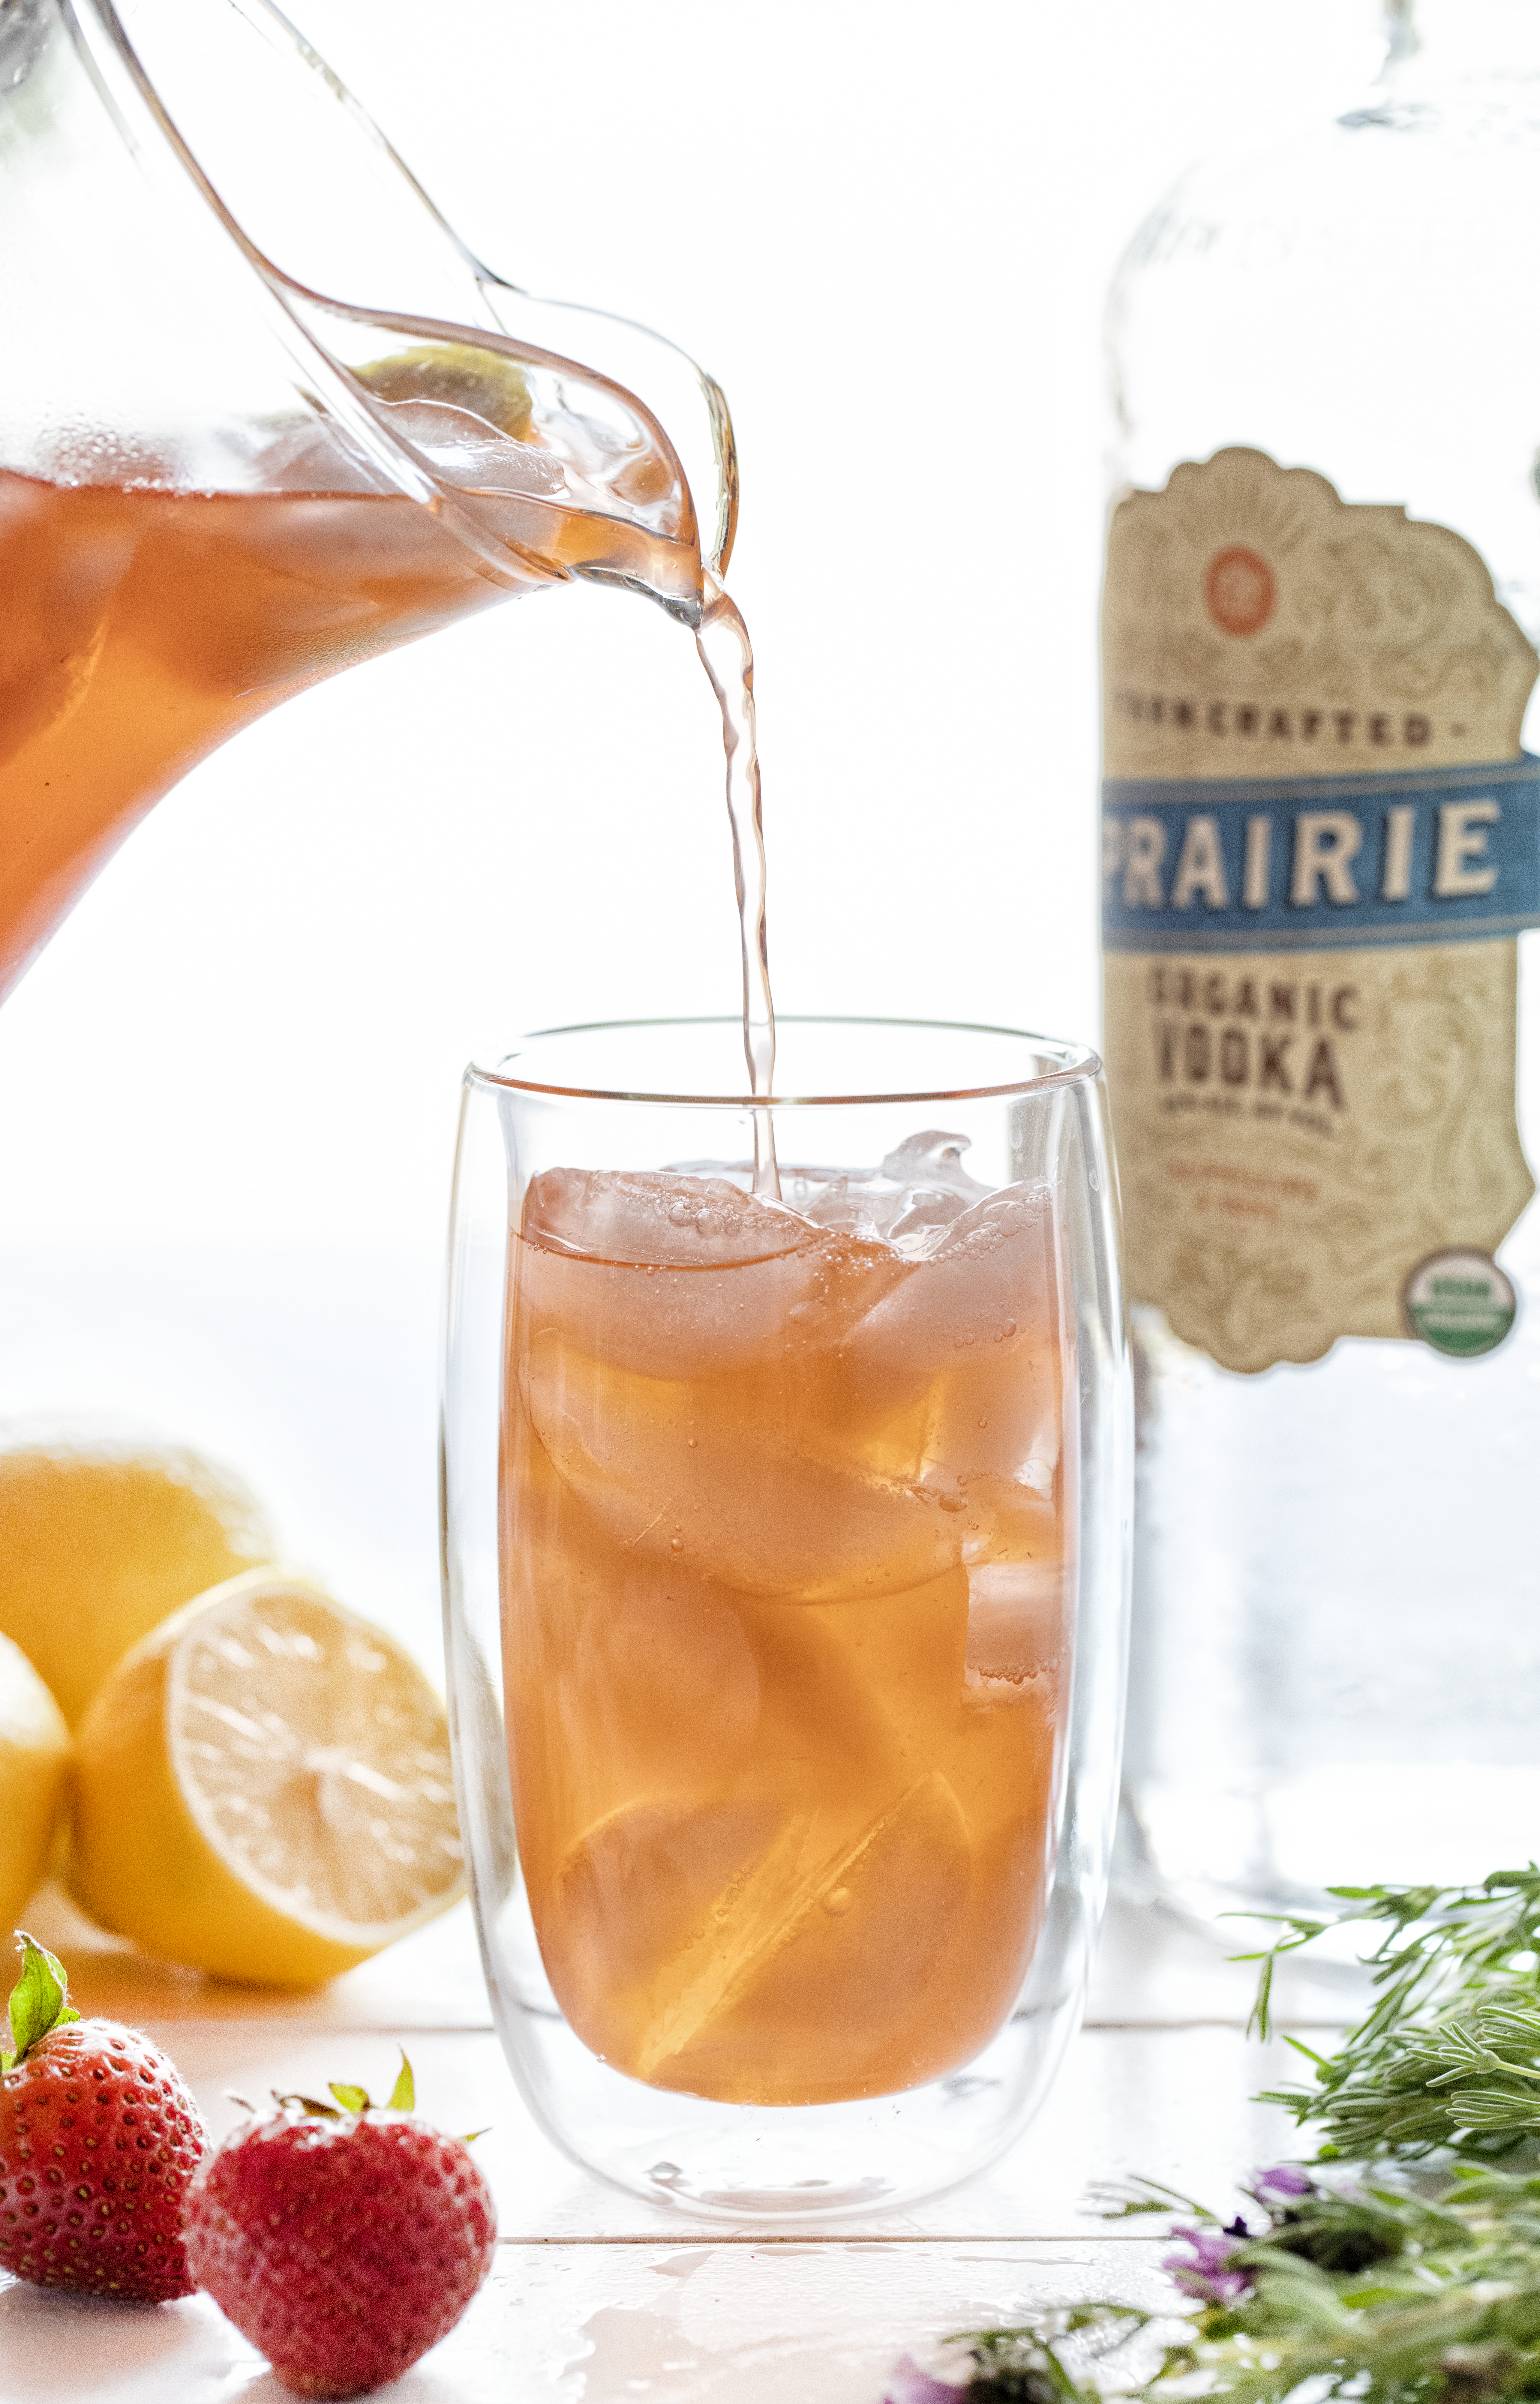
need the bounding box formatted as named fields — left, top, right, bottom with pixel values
left=465, top=1014, right=1103, bottom=1109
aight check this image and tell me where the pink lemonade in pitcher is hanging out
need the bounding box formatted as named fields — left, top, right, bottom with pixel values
left=0, top=340, right=700, bottom=1002
left=0, top=0, right=713, bottom=1003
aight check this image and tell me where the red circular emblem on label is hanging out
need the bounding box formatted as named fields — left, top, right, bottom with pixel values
left=1205, top=546, right=1275, bottom=636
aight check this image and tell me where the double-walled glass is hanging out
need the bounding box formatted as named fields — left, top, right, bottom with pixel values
left=442, top=1018, right=1131, bottom=2218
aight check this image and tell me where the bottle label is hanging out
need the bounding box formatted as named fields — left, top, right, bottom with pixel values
left=1101, top=446, right=1539, bottom=1373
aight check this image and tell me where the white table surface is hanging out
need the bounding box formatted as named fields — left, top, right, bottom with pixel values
left=0, top=1883, right=1358, bottom=2403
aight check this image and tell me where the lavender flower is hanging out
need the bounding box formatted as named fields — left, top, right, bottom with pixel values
left=1162, top=2222, right=1256, bottom=2306
left=883, top=2354, right=966, bottom=2404
left=1253, top=2164, right=1315, bottom=2210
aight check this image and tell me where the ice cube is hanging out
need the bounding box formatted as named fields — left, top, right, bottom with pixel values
left=649, top=1771, right=972, bottom=2104
left=884, top=1186, right=972, bottom=1247
left=377, top=396, right=570, bottom=497
left=243, top=412, right=378, bottom=494
left=852, top=1181, right=1059, bottom=1367
left=535, top=1782, right=813, bottom=2081
left=736, top=1569, right=970, bottom=1819
left=519, top=1334, right=966, bottom=1600
left=829, top=1181, right=1069, bottom=1492
left=879, top=1132, right=986, bottom=1193
left=879, top=1132, right=991, bottom=1250
left=0, top=478, right=132, bottom=767
left=502, top=1438, right=764, bottom=1903
left=798, top=1172, right=886, bottom=1239
left=791, top=1134, right=991, bottom=1258
left=543, top=1772, right=977, bottom=2103
left=964, top=1559, right=1072, bottom=1688
left=525, top=1167, right=811, bottom=1266
left=515, top=1168, right=903, bottom=1382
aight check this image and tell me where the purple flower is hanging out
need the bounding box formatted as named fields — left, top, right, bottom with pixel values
left=883, top=2356, right=966, bottom=2404
left=1254, top=2164, right=1315, bottom=2210
left=1162, top=2223, right=1257, bottom=2306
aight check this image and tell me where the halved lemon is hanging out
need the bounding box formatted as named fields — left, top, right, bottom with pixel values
left=0, top=1436, right=275, bottom=1727
left=68, top=1572, right=464, bottom=1987
left=0, top=1631, right=70, bottom=1929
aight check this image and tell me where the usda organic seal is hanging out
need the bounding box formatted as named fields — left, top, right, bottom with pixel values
left=1401, top=1248, right=1518, bottom=1359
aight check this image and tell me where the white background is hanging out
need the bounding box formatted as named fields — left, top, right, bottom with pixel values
left=0, top=0, right=1387, bottom=1663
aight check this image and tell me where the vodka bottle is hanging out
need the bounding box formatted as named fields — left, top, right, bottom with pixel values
left=1104, top=0, right=1540, bottom=1928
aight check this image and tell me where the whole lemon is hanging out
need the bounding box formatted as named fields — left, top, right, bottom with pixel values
left=0, top=1630, right=70, bottom=1927
left=0, top=1437, right=275, bottom=1726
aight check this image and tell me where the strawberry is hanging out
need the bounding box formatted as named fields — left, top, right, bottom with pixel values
left=0, top=1929, right=207, bottom=2300
left=184, top=2056, right=498, bottom=2399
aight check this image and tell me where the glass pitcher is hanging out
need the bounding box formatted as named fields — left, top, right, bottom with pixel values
left=0, top=0, right=737, bottom=1003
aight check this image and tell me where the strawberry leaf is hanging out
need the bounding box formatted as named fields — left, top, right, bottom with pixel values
left=328, top=2082, right=371, bottom=2114
left=388, top=2051, right=415, bottom=2113
left=273, top=2090, right=342, bottom=2119
left=6, top=1931, right=80, bottom=2067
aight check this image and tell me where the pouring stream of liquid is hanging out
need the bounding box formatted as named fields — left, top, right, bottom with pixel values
left=696, top=573, right=778, bottom=1197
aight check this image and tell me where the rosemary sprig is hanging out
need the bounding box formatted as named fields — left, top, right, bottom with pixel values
left=884, top=1868, right=1540, bottom=2404
left=1236, top=1867, right=1540, bottom=2160
left=897, top=2167, right=1540, bottom=2403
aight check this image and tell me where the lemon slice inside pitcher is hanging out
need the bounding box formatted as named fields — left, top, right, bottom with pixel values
left=356, top=341, right=533, bottom=440
left=68, top=1571, right=464, bottom=1986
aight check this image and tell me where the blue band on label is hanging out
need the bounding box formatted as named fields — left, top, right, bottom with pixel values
left=1102, top=758, right=1540, bottom=952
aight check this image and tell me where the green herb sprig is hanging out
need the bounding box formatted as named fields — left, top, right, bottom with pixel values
left=886, top=1867, right=1540, bottom=2404
left=1239, top=1868, right=1540, bottom=2160
left=903, top=2168, right=1540, bottom=2404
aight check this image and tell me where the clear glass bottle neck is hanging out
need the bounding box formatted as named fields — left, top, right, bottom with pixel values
left=1384, top=0, right=1540, bottom=78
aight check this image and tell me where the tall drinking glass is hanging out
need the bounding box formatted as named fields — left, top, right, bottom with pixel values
left=442, top=1018, right=1131, bottom=2218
